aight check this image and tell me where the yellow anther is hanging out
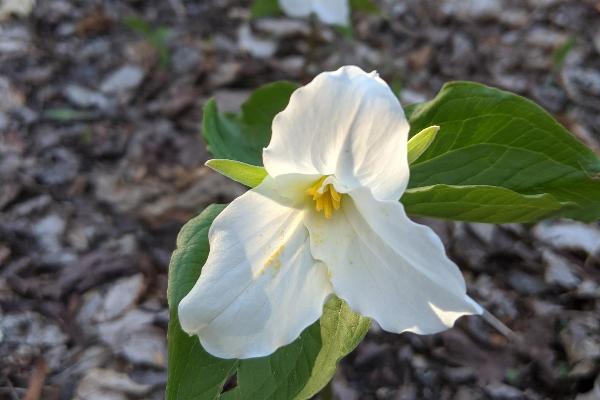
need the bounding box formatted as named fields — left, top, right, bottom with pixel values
left=323, top=198, right=333, bottom=219
left=315, top=196, right=324, bottom=212
left=306, top=176, right=342, bottom=219
left=305, top=176, right=326, bottom=196
left=329, top=186, right=341, bottom=202
left=332, top=199, right=341, bottom=211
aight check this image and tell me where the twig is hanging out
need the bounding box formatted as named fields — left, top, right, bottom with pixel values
left=23, top=357, right=48, bottom=400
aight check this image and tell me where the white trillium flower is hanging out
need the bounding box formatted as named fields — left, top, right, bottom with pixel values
left=179, top=66, right=483, bottom=359
left=0, top=0, right=36, bottom=19
left=279, top=0, right=350, bottom=26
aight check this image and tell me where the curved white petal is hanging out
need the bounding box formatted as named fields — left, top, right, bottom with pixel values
left=178, top=179, right=332, bottom=359
left=311, top=0, right=350, bottom=26
left=263, top=66, right=410, bottom=201
left=304, top=188, right=482, bottom=335
left=279, top=0, right=312, bottom=17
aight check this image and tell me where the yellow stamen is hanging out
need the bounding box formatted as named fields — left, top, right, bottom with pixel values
left=305, top=176, right=342, bottom=219
left=329, top=186, right=341, bottom=202
left=315, top=196, right=324, bottom=212
left=305, top=176, right=327, bottom=196
left=323, top=197, right=332, bottom=219
left=332, top=198, right=341, bottom=210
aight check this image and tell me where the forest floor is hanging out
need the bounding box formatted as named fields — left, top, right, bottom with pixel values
left=1, top=0, right=600, bottom=399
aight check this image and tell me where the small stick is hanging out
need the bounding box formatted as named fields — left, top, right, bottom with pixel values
left=481, top=308, right=518, bottom=341
left=23, top=358, right=48, bottom=400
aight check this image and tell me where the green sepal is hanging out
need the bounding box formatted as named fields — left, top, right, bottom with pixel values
left=206, top=159, right=268, bottom=188
left=407, top=125, right=439, bottom=164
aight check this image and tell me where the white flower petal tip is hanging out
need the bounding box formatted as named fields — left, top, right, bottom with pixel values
left=424, top=298, right=483, bottom=332
left=467, top=296, right=485, bottom=315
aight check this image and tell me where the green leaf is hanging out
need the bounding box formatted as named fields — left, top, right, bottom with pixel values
left=552, top=36, right=576, bottom=71
left=293, top=297, right=370, bottom=399
left=123, top=16, right=171, bottom=68
left=407, top=125, right=439, bottom=164
left=222, top=297, right=370, bottom=400
left=407, top=82, right=600, bottom=221
left=203, top=82, right=299, bottom=165
left=206, top=159, right=267, bottom=187
left=123, top=15, right=154, bottom=36
left=251, top=0, right=281, bottom=18
left=334, top=24, right=354, bottom=39
left=240, top=81, right=299, bottom=142
left=349, top=0, right=380, bottom=13
left=402, top=184, right=570, bottom=223
left=202, top=100, right=250, bottom=163
left=167, top=205, right=237, bottom=400
left=45, top=108, right=95, bottom=121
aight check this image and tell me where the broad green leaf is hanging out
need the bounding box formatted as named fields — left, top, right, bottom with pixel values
left=202, top=100, right=250, bottom=163
left=407, top=82, right=600, bottom=221
left=202, top=81, right=298, bottom=166
left=402, top=184, right=570, bottom=223
left=251, top=0, right=280, bottom=18
left=206, top=159, right=267, bottom=187
left=240, top=81, right=299, bottom=142
left=407, top=125, right=439, bottom=164
left=167, top=205, right=237, bottom=400
left=222, top=297, right=370, bottom=400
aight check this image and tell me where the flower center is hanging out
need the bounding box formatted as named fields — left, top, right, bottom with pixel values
left=305, top=176, right=342, bottom=219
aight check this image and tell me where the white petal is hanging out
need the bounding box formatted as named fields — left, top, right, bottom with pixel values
left=304, top=188, right=482, bottom=335
left=178, top=179, right=332, bottom=359
left=263, top=66, right=410, bottom=201
left=279, top=0, right=312, bottom=17
left=311, top=0, right=350, bottom=26
left=271, top=173, right=323, bottom=203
